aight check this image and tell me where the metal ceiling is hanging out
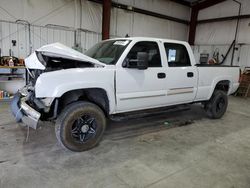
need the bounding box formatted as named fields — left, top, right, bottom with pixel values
left=172, top=0, right=224, bottom=7
left=169, top=0, right=204, bottom=7
left=183, top=0, right=200, bottom=2
left=183, top=0, right=204, bottom=3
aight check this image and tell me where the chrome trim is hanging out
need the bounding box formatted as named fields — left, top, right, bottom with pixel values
left=120, top=94, right=166, bottom=100
left=169, top=86, right=194, bottom=90
left=167, top=87, right=194, bottom=96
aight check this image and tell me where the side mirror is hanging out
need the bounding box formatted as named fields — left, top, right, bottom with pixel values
left=123, top=52, right=149, bottom=70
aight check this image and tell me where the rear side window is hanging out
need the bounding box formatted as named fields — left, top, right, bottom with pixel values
left=127, top=41, right=161, bottom=67
left=164, top=43, right=191, bottom=67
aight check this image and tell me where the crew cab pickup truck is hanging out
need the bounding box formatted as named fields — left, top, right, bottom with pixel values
left=11, top=37, right=240, bottom=152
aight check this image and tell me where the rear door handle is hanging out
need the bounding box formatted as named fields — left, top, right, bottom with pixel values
left=187, top=72, right=194, bottom=77
left=158, top=73, right=166, bottom=79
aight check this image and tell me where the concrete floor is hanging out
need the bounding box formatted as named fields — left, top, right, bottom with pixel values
left=0, top=96, right=250, bottom=188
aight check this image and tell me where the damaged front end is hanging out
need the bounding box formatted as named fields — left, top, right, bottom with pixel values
left=25, top=43, right=105, bottom=83
left=11, top=85, right=41, bottom=129
left=11, top=84, right=58, bottom=129
left=11, top=43, right=104, bottom=129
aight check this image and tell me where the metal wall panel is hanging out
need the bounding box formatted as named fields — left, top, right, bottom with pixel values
left=114, top=0, right=190, bottom=20
left=0, top=19, right=103, bottom=58
left=110, top=8, right=189, bottom=41
left=80, top=31, right=101, bottom=52
left=0, top=21, right=29, bottom=58
left=194, top=0, right=250, bottom=67
left=193, top=44, right=250, bottom=67
left=198, top=0, right=250, bottom=20
left=0, top=21, right=77, bottom=58
left=1, top=0, right=190, bottom=58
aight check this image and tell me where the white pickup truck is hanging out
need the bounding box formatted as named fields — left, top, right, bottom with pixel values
left=11, top=37, right=240, bottom=152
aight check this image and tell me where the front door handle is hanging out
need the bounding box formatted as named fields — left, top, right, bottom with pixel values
left=187, top=72, right=194, bottom=77
left=158, top=73, right=166, bottom=79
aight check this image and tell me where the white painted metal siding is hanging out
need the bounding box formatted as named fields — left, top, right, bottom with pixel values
left=110, top=0, right=190, bottom=40
left=0, top=20, right=102, bottom=58
left=0, top=0, right=190, bottom=59
left=194, top=0, right=250, bottom=67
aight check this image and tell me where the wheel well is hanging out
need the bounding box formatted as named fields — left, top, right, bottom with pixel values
left=214, top=80, right=230, bottom=93
left=58, top=88, right=109, bottom=116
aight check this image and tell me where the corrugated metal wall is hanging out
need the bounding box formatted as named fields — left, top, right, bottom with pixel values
left=0, top=20, right=101, bottom=58
left=3, top=0, right=248, bottom=67
left=110, top=0, right=190, bottom=40
left=0, top=21, right=29, bottom=58
left=0, top=0, right=190, bottom=59
left=194, top=0, right=250, bottom=68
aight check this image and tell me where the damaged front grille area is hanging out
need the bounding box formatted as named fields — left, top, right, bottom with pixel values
left=27, top=69, right=43, bottom=86
left=19, top=85, right=54, bottom=121
left=26, top=51, right=96, bottom=86
left=36, top=51, right=95, bottom=71
left=19, top=85, right=39, bottom=110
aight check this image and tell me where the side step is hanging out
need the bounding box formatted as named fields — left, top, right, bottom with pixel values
left=110, top=104, right=191, bottom=121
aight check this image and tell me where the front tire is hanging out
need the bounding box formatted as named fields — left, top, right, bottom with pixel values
left=55, top=101, right=106, bottom=152
left=204, top=90, right=228, bottom=119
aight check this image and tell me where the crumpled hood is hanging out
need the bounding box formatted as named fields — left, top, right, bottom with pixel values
left=25, top=43, right=105, bottom=70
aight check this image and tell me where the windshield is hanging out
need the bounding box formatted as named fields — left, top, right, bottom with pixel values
left=84, top=40, right=131, bottom=65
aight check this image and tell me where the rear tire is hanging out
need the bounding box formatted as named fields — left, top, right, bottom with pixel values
left=204, top=90, right=228, bottom=119
left=55, top=101, right=106, bottom=152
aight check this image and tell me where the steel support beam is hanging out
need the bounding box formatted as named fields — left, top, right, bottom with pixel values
left=102, top=0, right=111, bottom=40
left=188, top=8, right=198, bottom=45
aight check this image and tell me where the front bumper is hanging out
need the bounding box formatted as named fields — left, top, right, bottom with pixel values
left=10, top=92, right=41, bottom=129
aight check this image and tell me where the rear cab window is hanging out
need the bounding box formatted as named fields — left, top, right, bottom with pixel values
left=164, top=43, right=191, bottom=67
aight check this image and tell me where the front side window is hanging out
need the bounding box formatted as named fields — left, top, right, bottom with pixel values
left=85, top=40, right=131, bottom=65
left=164, top=43, right=191, bottom=67
left=126, top=41, right=161, bottom=67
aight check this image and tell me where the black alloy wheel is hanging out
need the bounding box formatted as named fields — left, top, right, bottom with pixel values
left=55, top=101, right=106, bottom=152
left=204, top=90, right=228, bottom=119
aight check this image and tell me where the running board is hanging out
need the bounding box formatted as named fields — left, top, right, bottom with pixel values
left=110, top=104, right=191, bottom=121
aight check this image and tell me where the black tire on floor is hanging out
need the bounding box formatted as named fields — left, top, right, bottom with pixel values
left=55, top=101, right=106, bottom=152
left=204, top=90, right=228, bottom=119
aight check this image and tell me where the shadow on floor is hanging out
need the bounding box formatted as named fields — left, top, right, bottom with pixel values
left=12, top=104, right=206, bottom=154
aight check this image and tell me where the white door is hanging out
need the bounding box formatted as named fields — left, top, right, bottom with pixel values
left=163, top=42, right=197, bottom=105
left=115, top=41, right=168, bottom=113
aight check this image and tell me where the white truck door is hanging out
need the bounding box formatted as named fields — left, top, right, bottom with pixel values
left=163, top=42, right=198, bottom=104
left=115, top=41, right=168, bottom=113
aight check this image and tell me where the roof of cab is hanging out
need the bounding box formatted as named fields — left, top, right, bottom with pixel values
left=105, top=37, right=189, bottom=45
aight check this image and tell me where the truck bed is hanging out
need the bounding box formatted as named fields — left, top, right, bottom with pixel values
left=195, top=65, right=240, bottom=101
